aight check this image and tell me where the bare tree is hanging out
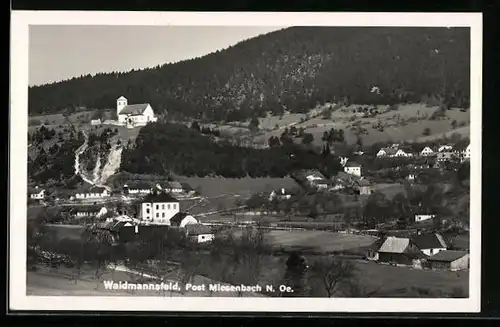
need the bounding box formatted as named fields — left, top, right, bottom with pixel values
left=310, top=258, right=357, bottom=297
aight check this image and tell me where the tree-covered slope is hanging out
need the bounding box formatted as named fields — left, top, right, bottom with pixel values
left=29, top=27, right=470, bottom=121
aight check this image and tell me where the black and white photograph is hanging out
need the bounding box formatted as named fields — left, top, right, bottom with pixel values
left=10, top=11, right=482, bottom=313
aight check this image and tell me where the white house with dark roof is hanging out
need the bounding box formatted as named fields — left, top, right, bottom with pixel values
left=123, top=181, right=153, bottom=195
left=74, top=186, right=110, bottom=200
left=28, top=186, right=45, bottom=200
left=185, top=224, right=214, bottom=243
left=344, top=162, right=362, bottom=177
left=412, top=232, right=448, bottom=256
left=116, top=96, right=157, bottom=127
left=139, top=192, right=180, bottom=225
left=420, top=146, right=435, bottom=157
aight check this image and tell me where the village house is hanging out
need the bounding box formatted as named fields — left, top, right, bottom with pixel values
left=344, top=162, right=362, bottom=177
left=374, top=236, right=423, bottom=266
left=74, top=186, right=110, bottom=200
left=411, top=232, right=448, bottom=256
left=123, top=181, right=153, bottom=195
left=406, top=173, right=416, bottom=181
left=170, top=212, right=199, bottom=228
left=63, top=205, right=109, bottom=218
left=420, top=146, right=435, bottom=157
left=427, top=250, right=469, bottom=271
left=315, top=179, right=333, bottom=191
left=436, top=151, right=456, bottom=162
left=394, top=148, right=412, bottom=158
left=376, top=147, right=397, bottom=158
left=139, top=192, right=180, bottom=225
left=269, top=188, right=293, bottom=201
left=184, top=224, right=215, bottom=243
left=116, top=96, right=157, bottom=128
left=463, top=143, right=471, bottom=160
left=90, top=118, right=102, bottom=126
left=28, top=186, right=45, bottom=201
left=356, top=179, right=373, bottom=195
left=438, top=144, right=453, bottom=152
left=164, top=181, right=183, bottom=194
left=414, top=213, right=436, bottom=223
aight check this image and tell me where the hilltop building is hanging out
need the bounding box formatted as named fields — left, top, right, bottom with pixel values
left=344, top=162, right=362, bottom=177
left=116, top=96, right=157, bottom=127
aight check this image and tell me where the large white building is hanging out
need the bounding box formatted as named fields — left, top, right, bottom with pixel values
left=139, top=192, right=180, bottom=225
left=116, top=96, right=157, bottom=127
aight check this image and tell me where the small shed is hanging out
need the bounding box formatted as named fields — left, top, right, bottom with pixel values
left=185, top=224, right=214, bottom=243
left=427, top=250, right=469, bottom=271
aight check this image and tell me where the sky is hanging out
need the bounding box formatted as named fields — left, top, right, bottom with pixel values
left=29, top=25, right=285, bottom=86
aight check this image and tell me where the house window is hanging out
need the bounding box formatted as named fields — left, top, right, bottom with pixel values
left=430, top=249, right=434, bottom=255
left=167, top=204, right=171, bottom=210
left=156, top=204, right=159, bottom=210
left=173, top=204, right=177, bottom=210
left=162, top=212, right=165, bottom=218
left=146, top=208, right=150, bottom=214
left=162, top=204, right=165, bottom=209
left=156, top=213, right=159, bottom=218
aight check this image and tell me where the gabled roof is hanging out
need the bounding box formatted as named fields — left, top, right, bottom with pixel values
left=170, top=212, right=189, bottom=226
left=117, top=96, right=127, bottom=101
left=124, top=181, right=153, bottom=189
left=142, top=192, right=179, bottom=203
left=167, top=181, right=183, bottom=189
left=118, top=103, right=150, bottom=115
left=28, top=187, right=44, bottom=194
left=345, top=162, right=361, bottom=168
left=379, top=147, right=398, bottom=155
left=185, top=224, right=212, bottom=236
left=412, top=233, right=448, bottom=250
left=89, top=186, right=107, bottom=193
left=378, top=236, right=410, bottom=253
left=427, top=250, right=468, bottom=262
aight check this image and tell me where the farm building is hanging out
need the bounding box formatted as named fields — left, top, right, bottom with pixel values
left=356, top=178, right=373, bottom=195
left=90, top=118, right=102, bottom=126
left=414, top=214, right=436, bottom=223
left=427, top=250, right=469, bottom=271
left=139, top=192, right=180, bottom=225
left=28, top=186, right=45, bottom=201
left=163, top=181, right=183, bottom=194
left=438, top=145, right=453, bottom=152
left=412, top=232, right=448, bottom=256
left=436, top=152, right=456, bottom=162
left=62, top=205, right=109, bottom=218
left=185, top=224, right=214, bottom=243
left=123, top=181, right=154, bottom=195
left=170, top=212, right=198, bottom=228
left=376, top=147, right=397, bottom=158
left=375, top=236, right=423, bottom=265
left=74, top=186, right=110, bottom=200
left=344, top=162, right=362, bottom=177
left=269, top=188, right=293, bottom=201
left=420, top=146, right=435, bottom=157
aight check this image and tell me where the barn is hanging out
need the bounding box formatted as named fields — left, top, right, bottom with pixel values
left=427, top=250, right=469, bottom=271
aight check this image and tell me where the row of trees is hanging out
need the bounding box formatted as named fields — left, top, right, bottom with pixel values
left=120, top=122, right=343, bottom=178
left=29, top=27, right=470, bottom=121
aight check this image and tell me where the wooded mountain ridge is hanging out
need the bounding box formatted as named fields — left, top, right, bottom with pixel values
left=29, top=27, right=470, bottom=121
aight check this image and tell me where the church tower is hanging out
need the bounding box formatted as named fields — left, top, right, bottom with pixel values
left=116, top=96, right=128, bottom=118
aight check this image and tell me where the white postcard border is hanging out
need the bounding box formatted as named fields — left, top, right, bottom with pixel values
left=10, top=11, right=482, bottom=313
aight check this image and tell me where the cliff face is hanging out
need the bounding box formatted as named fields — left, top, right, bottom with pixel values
left=29, top=27, right=470, bottom=121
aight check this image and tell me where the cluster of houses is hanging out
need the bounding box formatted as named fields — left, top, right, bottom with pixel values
left=123, top=181, right=195, bottom=196
left=367, top=231, right=469, bottom=271
left=376, top=142, right=471, bottom=163
left=291, top=167, right=374, bottom=196
left=28, top=186, right=46, bottom=203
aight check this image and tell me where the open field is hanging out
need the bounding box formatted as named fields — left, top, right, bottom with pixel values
left=40, top=224, right=85, bottom=241
left=251, top=104, right=470, bottom=147
left=177, top=176, right=299, bottom=198
left=233, top=229, right=376, bottom=253
left=259, top=255, right=468, bottom=297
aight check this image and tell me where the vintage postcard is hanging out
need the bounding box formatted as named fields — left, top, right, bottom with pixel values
left=10, top=11, right=482, bottom=313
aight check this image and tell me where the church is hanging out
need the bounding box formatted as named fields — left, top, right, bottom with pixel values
left=116, top=96, right=157, bottom=127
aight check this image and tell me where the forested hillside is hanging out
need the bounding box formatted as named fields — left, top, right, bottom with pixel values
left=29, top=27, right=470, bottom=121
left=120, top=122, right=342, bottom=178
